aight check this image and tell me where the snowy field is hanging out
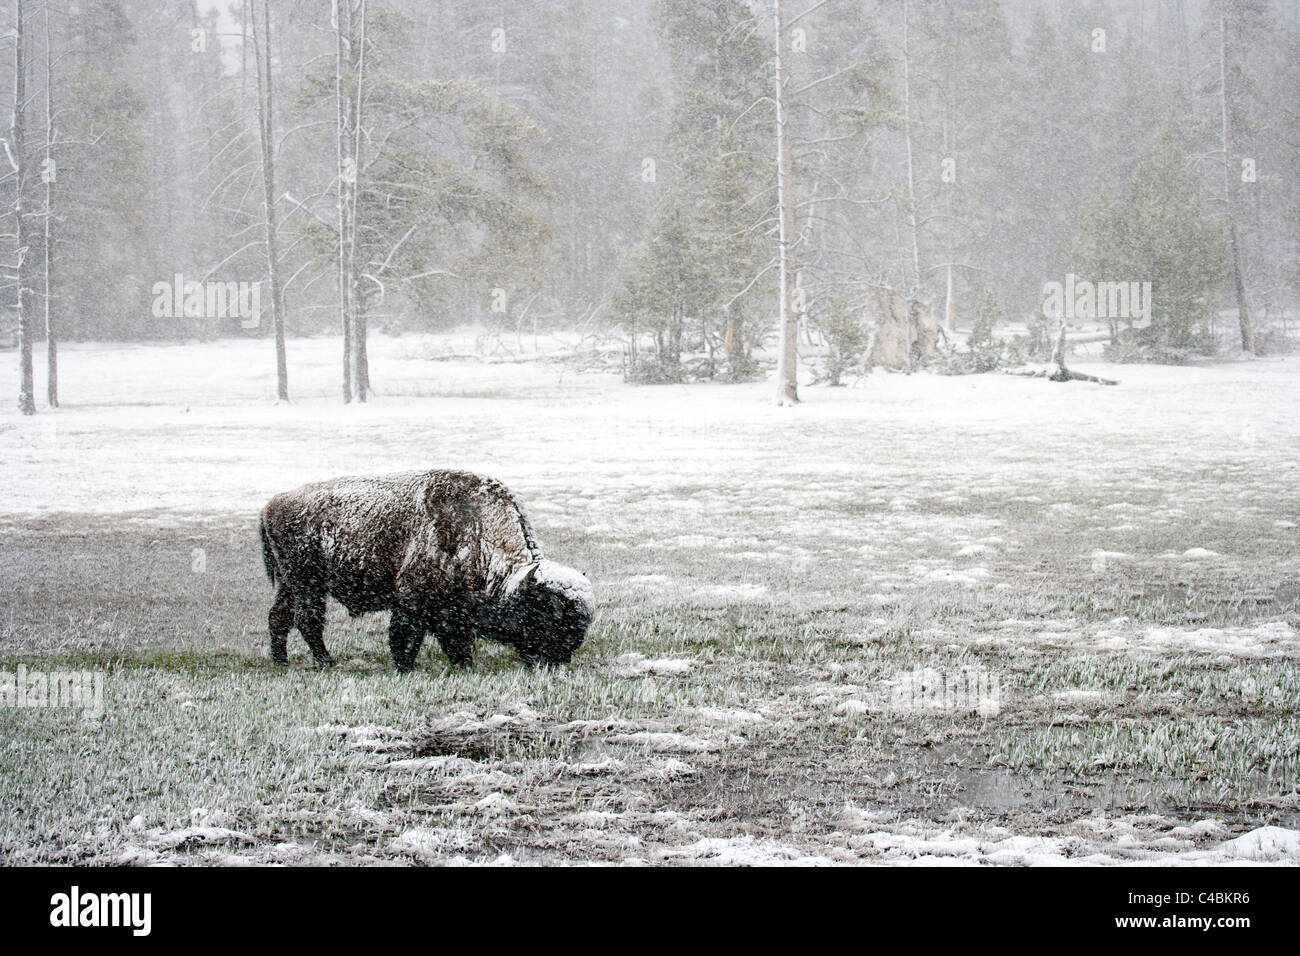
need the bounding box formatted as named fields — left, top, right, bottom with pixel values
left=1, top=335, right=1299, bottom=865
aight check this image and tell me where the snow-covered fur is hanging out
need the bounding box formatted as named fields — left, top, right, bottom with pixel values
left=259, top=470, right=594, bottom=671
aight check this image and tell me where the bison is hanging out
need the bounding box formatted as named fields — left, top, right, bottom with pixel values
left=258, top=469, right=594, bottom=671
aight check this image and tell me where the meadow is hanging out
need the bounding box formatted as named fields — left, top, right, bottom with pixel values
left=1, top=336, right=1297, bottom=864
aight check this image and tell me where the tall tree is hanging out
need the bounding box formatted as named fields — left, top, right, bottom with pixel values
left=612, top=189, right=711, bottom=379
left=59, top=0, right=149, bottom=340
left=1219, top=2, right=1256, bottom=354
left=1076, top=134, right=1227, bottom=354
left=41, top=0, right=54, bottom=407
left=916, top=0, right=1015, bottom=334
left=772, top=0, right=797, bottom=405
left=10, top=0, right=34, bottom=414
left=347, top=0, right=369, bottom=401
left=327, top=0, right=373, bottom=402
left=333, top=0, right=354, bottom=401
left=899, top=0, right=923, bottom=312
left=776, top=0, right=891, bottom=347
left=250, top=0, right=288, bottom=401
left=295, top=4, right=552, bottom=368
left=618, top=0, right=771, bottom=381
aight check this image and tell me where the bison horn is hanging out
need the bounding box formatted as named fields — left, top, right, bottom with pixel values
left=504, top=562, right=541, bottom=597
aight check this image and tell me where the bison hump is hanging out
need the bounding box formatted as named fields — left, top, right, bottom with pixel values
left=419, top=471, right=540, bottom=564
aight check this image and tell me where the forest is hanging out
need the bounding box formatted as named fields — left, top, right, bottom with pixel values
left=2, top=0, right=1297, bottom=413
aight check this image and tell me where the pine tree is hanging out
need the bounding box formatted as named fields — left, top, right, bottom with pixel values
left=295, top=5, right=553, bottom=372
left=1075, top=134, right=1227, bottom=359
left=612, top=188, right=712, bottom=381
left=611, top=0, right=771, bottom=383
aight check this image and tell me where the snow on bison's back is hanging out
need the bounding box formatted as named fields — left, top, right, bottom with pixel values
left=258, top=469, right=594, bottom=671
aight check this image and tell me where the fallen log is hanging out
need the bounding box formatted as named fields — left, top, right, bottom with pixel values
left=1050, top=367, right=1119, bottom=385
left=1005, top=367, right=1120, bottom=385
left=1027, top=315, right=1120, bottom=384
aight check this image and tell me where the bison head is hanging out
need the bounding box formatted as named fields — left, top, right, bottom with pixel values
left=503, top=560, right=595, bottom=665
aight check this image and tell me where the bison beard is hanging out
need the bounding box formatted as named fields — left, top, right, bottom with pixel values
left=259, top=470, right=594, bottom=671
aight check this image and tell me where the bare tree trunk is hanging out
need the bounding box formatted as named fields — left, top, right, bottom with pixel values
left=334, top=0, right=353, bottom=402
left=1050, top=314, right=1068, bottom=378
left=725, top=302, right=745, bottom=378
left=353, top=302, right=369, bottom=397
left=901, top=0, right=924, bottom=321
left=944, top=262, right=954, bottom=336
left=12, top=0, right=34, bottom=415
left=1220, top=10, right=1256, bottom=355
left=773, top=0, right=798, bottom=406
left=1040, top=315, right=1117, bottom=384
left=42, top=0, right=54, bottom=407
left=1175, top=0, right=1191, bottom=97
left=251, top=0, right=288, bottom=402
left=240, top=0, right=248, bottom=106
left=349, top=0, right=369, bottom=402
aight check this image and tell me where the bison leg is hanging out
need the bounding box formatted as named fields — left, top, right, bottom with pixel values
left=268, top=584, right=294, bottom=665
left=294, top=591, right=334, bottom=667
left=388, top=608, right=426, bottom=674
left=423, top=604, right=473, bottom=669
left=436, top=628, right=474, bottom=669
left=516, top=641, right=544, bottom=668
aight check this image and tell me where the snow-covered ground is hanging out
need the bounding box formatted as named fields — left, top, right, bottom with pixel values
left=1, top=334, right=1296, bottom=520
left=1, top=335, right=1298, bottom=865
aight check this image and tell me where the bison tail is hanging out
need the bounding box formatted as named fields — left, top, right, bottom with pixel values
left=259, top=516, right=277, bottom=585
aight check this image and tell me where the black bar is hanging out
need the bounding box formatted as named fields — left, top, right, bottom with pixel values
left=0, top=866, right=1281, bottom=943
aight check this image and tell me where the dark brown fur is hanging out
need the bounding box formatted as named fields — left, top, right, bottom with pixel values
left=259, top=470, right=593, bottom=671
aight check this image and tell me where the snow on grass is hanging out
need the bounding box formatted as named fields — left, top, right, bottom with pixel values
left=834, top=699, right=872, bottom=716
left=387, top=755, right=485, bottom=774
left=655, top=836, right=841, bottom=866
left=621, top=574, right=672, bottom=588
left=1213, top=826, right=1300, bottom=862
left=1130, top=622, right=1297, bottom=658
left=951, top=618, right=1300, bottom=660
left=633, top=758, right=698, bottom=781
left=2, top=336, right=1299, bottom=865
left=474, top=792, right=524, bottom=816
left=563, top=757, right=627, bottom=775
left=149, top=826, right=257, bottom=850
left=1089, top=550, right=1131, bottom=571
left=1052, top=690, right=1115, bottom=707
left=920, top=567, right=990, bottom=587
left=838, top=811, right=1300, bottom=867
left=391, top=827, right=476, bottom=860
left=611, top=653, right=694, bottom=677
left=690, top=583, right=770, bottom=603
left=692, top=706, right=766, bottom=726
left=607, top=731, right=731, bottom=753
